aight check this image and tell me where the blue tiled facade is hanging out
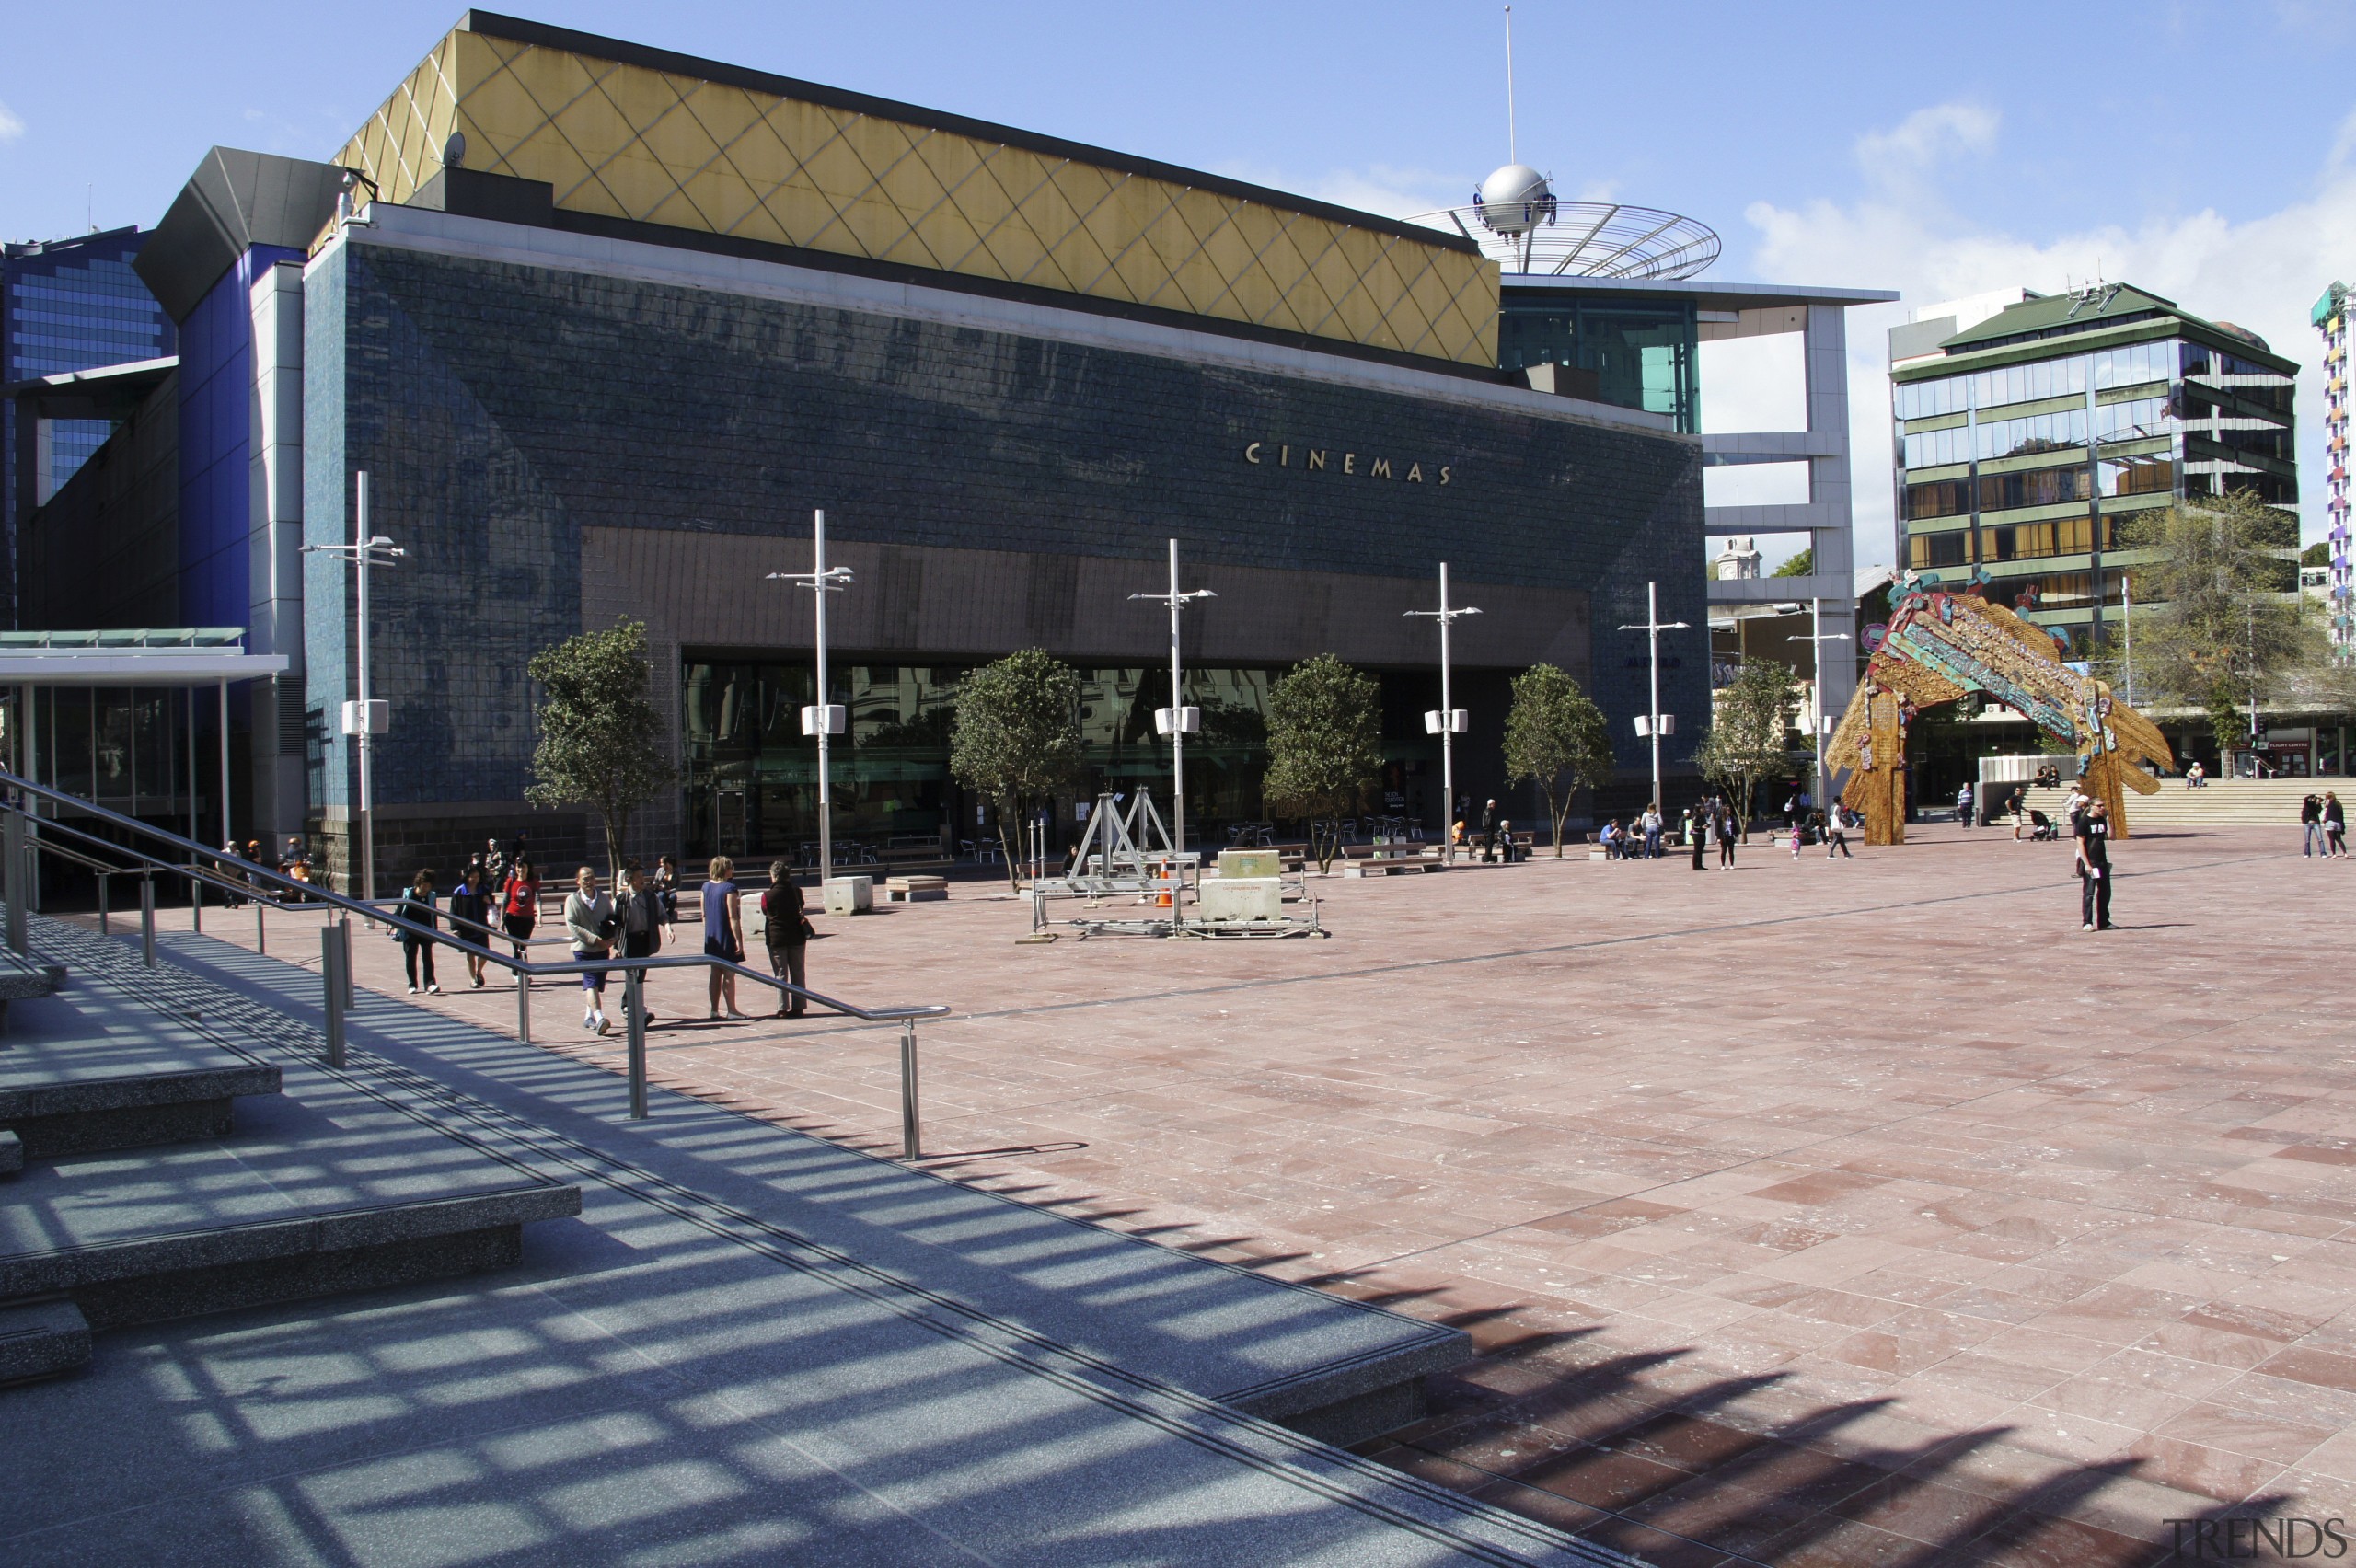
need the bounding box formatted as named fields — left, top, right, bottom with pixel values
left=177, top=244, right=302, bottom=628
left=306, top=238, right=1704, bottom=822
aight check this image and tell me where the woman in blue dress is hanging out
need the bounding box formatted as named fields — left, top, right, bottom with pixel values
left=702, top=855, right=749, bottom=1020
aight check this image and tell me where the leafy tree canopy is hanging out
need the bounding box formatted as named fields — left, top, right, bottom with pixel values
left=1695, top=660, right=1800, bottom=834
left=525, top=618, right=675, bottom=878
left=1772, top=548, right=1815, bottom=579
left=949, top=650, right=1082, bottom=882
left=1502, top=663, right=1616, bottom=855
left=1263, top=654, right=1383, bottom=870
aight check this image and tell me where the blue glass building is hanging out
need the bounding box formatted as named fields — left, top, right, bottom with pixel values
left=2, top=225, right=178, bottom=622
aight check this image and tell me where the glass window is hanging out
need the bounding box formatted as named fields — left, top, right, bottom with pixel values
left=1498, top=294, right=1699, bottom=432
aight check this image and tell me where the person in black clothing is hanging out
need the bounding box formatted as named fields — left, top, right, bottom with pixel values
left=1689, top=804, right=1707, bottom=870
left=1478, top=800, right=1499, bottom=863
left=617, top=863, right=663, bottom=1023
left=398, top=868, right=440, bottom=993
left=2327, top=791, right=2349, bottom=859
left=2073, top=800, right=2113, bottom=930
left=446, top=855, right=492, bottom=988
left=760, top=859, right=811, bottom=1019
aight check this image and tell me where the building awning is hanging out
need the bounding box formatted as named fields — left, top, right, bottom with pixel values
left=0, top=628, right=288, bottom=686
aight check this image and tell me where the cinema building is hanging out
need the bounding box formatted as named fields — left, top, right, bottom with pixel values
left=17, top=12, right=1888, bottom=881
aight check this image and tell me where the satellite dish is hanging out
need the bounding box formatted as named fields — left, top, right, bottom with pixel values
left=443, top=132, right=467, bottom=170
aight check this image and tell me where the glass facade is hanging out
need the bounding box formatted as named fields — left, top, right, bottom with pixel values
left=1498, top=292, right=1699, bottom=432
left=680, top=656, right=1452, bottom=863
left=2, top=226, right=177, bottom=621
left=1890, top=317, right=2297, bottom=648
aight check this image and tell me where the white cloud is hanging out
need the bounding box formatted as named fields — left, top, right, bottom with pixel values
left=0, top=102, right=24, bottom=144
left=1741, top=98, right=2356, bottom=567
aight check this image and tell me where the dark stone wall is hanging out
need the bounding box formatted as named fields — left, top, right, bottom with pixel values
left=306, top=238, right=1706, bottom=861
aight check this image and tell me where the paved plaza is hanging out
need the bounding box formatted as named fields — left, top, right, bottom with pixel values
left=133, top=822, right=2354, bottom=1565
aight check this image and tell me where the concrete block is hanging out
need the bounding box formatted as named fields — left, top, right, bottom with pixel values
left=0, top=1128, right=18, bottom=1175
left=1199, top=878, right=1281, bottom=922
left=0, top=1298, right=89, bottom=1384
left=1217, top=848, right=1280, bottom=880
left=822, top=877, right=873, bottom=916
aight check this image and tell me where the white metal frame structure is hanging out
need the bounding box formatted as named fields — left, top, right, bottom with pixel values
left=1128, top=539, right=1213, bottom=864
left=302, top=470, right=401, bottom=905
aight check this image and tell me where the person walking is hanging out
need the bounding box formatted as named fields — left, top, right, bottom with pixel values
left=702, top=856, right=750, bottom=1020
left=564, top=865, right=617, bottom=1036
left=2303, top=793, right=2326, bottom=858
left=1715, top=806, right=1737, bottom=869
left=1478, top=799, right=1499, bottom=863
left=760, top=860, right=812, bottom=1019
left=483, top=837, right=509, bottom=896
left=617, top=863, right=663, bottom=1024
left=2074, top=798, right=2114, bottom=931
left=500, top=853, right=540, bottom=981
left=2327, top=791, right=2349, bottom=859
left=1956, top=780, right=1974, bottom=829
left=447, top=855, right=493, bottom=988
left=397, top=867, right=440, bottom=995
left=1790, top=815, right=1804, bottom=861
left=1821, top=809, right=1853, bottom=859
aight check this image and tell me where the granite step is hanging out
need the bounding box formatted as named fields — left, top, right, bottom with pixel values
left=0, top=1131, right=18, bottom=1176
left=0, top=985, right=281, bottom=1160
left=0, top=1065, right=581, bottom=1331
left=0, top=915, right=1634, bottom=1566
left=0, top=1298, right=89, bottom=1384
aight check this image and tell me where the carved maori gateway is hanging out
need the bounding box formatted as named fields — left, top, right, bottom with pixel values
left=1828, top=584, right=2173, bottom=845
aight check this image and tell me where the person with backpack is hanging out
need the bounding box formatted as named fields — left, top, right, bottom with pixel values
left=397, top=867, right=440, bottom=995
left=563, top=865, right=617, bottom=1035
left=447, top=854, right=493, bottom=988
left=501, top=853, right=541, bottom=981
left=760, top=860, right=812, bottom=1019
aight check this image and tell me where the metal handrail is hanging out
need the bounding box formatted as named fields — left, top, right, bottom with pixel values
left=0, top=770, right=949, bottom=1152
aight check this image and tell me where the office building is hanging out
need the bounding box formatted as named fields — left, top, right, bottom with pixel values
left=1888, top=283, right=2298, bottom=654
left=2, top=226, right=177, bottom=623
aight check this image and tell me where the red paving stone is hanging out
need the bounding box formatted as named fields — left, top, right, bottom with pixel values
left=129, top=823, right=2356, bottom=1564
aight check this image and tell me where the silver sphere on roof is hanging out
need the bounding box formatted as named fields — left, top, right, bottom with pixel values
left=1476, top=163, right=1553, bottom=235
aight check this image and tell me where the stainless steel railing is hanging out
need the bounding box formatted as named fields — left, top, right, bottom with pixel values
left=0, top=770, right=950, bottom=1153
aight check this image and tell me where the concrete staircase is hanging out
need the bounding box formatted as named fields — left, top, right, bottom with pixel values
left=0, top=948, right=582, bottom=1386
left=0, top=915, right=1641, bottom=1565
left=2010, top=777, right=2332, bottom=831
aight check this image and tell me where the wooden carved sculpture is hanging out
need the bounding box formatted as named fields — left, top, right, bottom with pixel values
left=1827, top=582, right=2172, bottom=846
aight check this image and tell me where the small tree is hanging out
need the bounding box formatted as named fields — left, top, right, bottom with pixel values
left=525, top=618, right=675, bottom=879
left=1262, top=654, right=1383, bottom=871
left=2113, top=494, right=2314, bottom=750
left=1501, top=663, right=1615, bottom=856
left=1695, top=660, right=1799, bottom=838
left=949, top=650, right=1081, bottom=888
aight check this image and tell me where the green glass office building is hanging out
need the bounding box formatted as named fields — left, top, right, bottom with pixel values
left=1888, top=285, right=2297, bottom=652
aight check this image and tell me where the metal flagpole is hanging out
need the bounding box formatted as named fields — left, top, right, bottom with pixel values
left=768, top=511, right=854, bottom=880
left=1128, top=540, right=1213, bottom=862
left=1406, top=564, right=1479, bottom=860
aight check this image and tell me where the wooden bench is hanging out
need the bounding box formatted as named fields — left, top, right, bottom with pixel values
left=1336, top=844, right=1445, bottom=877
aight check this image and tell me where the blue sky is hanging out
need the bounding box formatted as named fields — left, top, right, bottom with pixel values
left=6, top=1, right=2355, bottom=563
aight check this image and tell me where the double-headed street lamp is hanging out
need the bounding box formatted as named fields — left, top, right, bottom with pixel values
left=1405, top=563, right=1479, bottom=860
left=768, top=510, right=854, bottom=879
left=1618, top=581, right=1690, bottom=816
left=1129, top=539, right=1215, bottom=862
left=302, top=469, right=402, bottom=906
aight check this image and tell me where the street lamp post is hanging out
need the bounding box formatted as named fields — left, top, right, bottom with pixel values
left=301, top=469, right=402, bottom=905
left=1129, top=539, right=1215, bottom=862
left=768, top=511, right=854, bottom=879
left=1618, top=582, right=1691, bottom=816
left=1405, top=564, right=1479, bottom=860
